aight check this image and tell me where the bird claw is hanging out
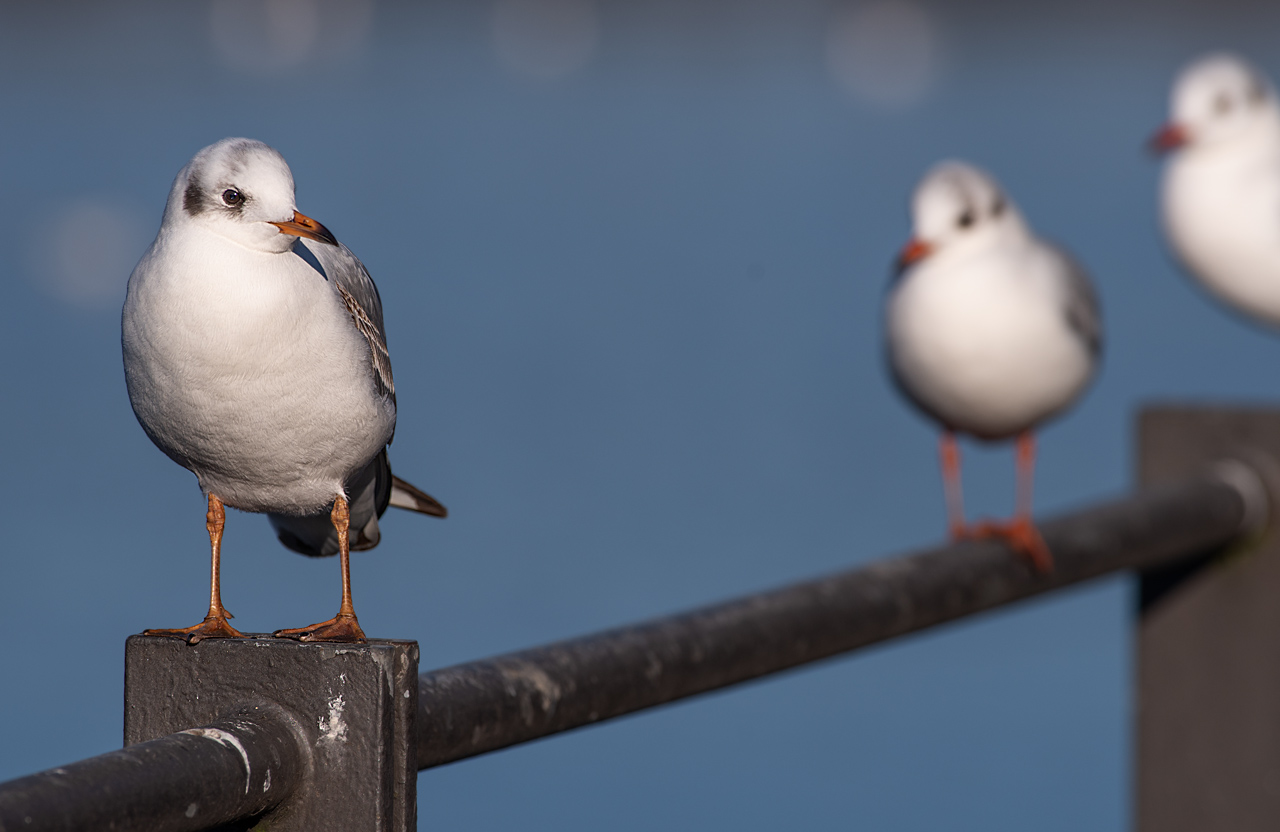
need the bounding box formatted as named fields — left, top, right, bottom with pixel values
left=957, top=518, right=1055, bottom=573
left=274, top=613, right=366, bottom=643
left=144, top=613, right=245, bottom=644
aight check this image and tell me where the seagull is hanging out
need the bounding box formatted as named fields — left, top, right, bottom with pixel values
left=884, top=161, right=1102, bottom=571
left=122, top=137, right=446, bottom=644
left=1153, top=53, right=1280, bottom=326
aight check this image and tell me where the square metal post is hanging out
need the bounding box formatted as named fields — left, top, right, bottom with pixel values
left=1137, top=406, right=1280, bottom=831
left=125, top=634, right=419, bottom=832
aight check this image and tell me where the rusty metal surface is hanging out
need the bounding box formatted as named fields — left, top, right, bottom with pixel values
left=418, top=474, right=1250, bottom=770
left=1137, top=406, right=1280, bottom=832
left=0, top=706, right=303, bottom=832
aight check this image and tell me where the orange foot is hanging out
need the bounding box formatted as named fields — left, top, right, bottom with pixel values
left=273, top=613, right=366, bottom=643
left=144, top=613, right=245, bottom=645
left=964, top=517, right=1054, bottom=573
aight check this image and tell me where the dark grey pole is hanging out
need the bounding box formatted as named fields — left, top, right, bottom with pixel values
left=418, top=470, right=1258, bottom=770
left=0, top=706, right=304, bottom=832
left=1137, top=407, right=1280, bottom=832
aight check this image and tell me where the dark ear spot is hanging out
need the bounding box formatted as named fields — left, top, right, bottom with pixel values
left=183, top=181, right=207, bottom=216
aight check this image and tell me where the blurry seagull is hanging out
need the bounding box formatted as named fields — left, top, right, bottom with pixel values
left=885, top=161, right=1102, bottom=571
left=1153, top=53, right=1280, bottom=326
left=122, top=137, right=446, bottom=644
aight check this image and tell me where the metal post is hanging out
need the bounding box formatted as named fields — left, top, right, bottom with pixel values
left=1138, top=406, right=1280, bottom=831
left=125, top=635, right=419, bottom=832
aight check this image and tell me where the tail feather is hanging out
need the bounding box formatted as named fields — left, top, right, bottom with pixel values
left=389, top=475, right=448, bottom=517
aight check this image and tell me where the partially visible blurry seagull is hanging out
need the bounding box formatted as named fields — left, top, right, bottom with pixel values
left=122, top=137, right=446, bottom=644
left=1154, top=53, right=1280, bottom=326
left=885, top=161, right=1102, bottom=571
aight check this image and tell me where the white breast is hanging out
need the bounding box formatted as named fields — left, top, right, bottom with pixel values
left=1162, top=136, right=1280, bottom=324
left=122, top=226, right=395, bottom=514
left=886, top=241, right=1095, bottom=439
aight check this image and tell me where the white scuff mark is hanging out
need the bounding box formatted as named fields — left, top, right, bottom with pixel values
left=403, top=690, right=410, bottom=699
left=318, top=694, right=349, bottom=744
left=503, top=661, right=561, bottom=726
left=185, top=803, right=199, bottom=818
left=182, top=728, right=252, bottom=794
left=506, top=661, right=561, bottom=705
left=263, top=768, right=271, bottom=792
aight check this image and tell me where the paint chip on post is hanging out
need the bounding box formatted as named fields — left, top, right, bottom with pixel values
left=319, top=694, right=348, bottom=744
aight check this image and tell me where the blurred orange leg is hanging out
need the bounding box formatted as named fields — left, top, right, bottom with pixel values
left=939, top=431, right=967, bottom=541
left=970, top=432, right=1054, bottom=572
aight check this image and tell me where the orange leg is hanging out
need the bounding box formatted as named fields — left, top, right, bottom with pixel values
left=145, top=494, right=245, bottom=644
left=274, top=496, right=367, bottom=643
left=939, top=431, right=967, bottom=541
left=971, top=431, right=1054, bottom=572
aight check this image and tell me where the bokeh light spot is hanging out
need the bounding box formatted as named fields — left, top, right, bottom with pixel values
left=209, top=0, right=374, bottom=74
left=31, top=198, right=151, bottom=310
left=492, top=0, right=600, bottom=81
left=825, top=1, right=943, bottom=108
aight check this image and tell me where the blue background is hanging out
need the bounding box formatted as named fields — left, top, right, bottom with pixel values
left=2, top=1, right=1278, bottom=828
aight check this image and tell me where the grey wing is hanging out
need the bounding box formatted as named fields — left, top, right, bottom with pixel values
left=269, top=449, right=393, bottom=556
left=1051, top=244, right=1102, bottom=358
left=299, top=238, right=396, bottom=404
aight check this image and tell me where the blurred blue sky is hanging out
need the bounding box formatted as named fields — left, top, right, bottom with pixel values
left=3, top=1, right=1280, bottom=828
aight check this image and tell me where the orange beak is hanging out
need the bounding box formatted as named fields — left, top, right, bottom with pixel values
left=269, top=210, right=338, bottom=246
left=894, top=238, right=932, bottom=276
left=1149, top=123, right=1189, bottom=154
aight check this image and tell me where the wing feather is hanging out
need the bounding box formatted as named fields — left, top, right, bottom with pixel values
left=298, top=238, right=396, bottom=404
left=1051, top=244, right=1103, bottom=357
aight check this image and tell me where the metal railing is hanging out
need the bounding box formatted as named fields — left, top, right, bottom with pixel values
left=1, top=406, right=1276, bottom=832
left=413, top=475, right=1251, bottom=769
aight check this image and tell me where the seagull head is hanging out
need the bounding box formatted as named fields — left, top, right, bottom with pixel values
left=896, top=161, right=1026, bottom=275
left=1151, top=53, right=1280, bottom=154
left=167, top=137, right=338, bottom=254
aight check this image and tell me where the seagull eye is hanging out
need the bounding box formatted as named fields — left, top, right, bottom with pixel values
left=1214, top=93, right=1233, bottom=115
left=957, top=209, right=976, bottom=229
left=221, top=188, right=244, bottom=207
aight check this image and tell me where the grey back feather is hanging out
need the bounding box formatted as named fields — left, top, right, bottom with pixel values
left=1051, top=244, right=1102, bottom=357
left=297, top=238, right=396, bottom=405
